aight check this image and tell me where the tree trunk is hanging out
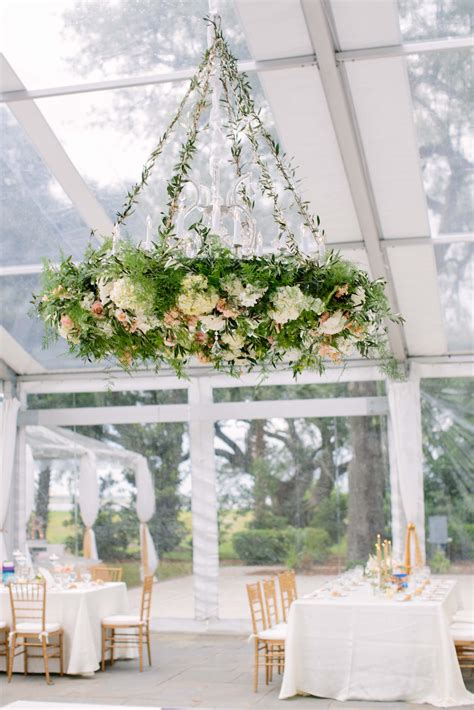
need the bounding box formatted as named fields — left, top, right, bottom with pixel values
left=249, top=420, right=267, bottom=522
left=35, top=465, right=51, bottom=539
left=347, top=382, right=385, bottom=565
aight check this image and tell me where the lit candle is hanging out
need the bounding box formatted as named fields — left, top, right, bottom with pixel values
left=144, top=215, right=153, bottom=250
left=233, top=208, right=241, bottom=245
left=383, top=539, right=389, bottom=562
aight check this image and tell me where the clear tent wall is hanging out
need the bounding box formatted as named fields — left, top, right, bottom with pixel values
left=2, top=362, right=472, bottom=628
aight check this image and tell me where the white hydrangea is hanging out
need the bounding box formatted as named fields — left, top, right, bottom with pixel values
left=177, top=290, right=219, bottom=316
left=134, top=314, right=159, bottom=334
left=223, top=276, right=266, bottom=307
left=109, top=278, right=142, bottom=312
left=97, top=278, right=114, bottom=305
left=182, top=273, right=208, bottom=291
left=351, top=286, right=366, bottom=311
left=178, top=273, right=219, bottom=316
left=270, top=285, right=307, bottom=324
left=200, top=315, right=226, bottom=331
left=222, top=332, right=245, bottom=351
left=319, top=310, right=347, bottom=335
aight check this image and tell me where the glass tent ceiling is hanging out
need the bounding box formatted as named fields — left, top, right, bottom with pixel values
left=0, top=0, right=472, bottom=375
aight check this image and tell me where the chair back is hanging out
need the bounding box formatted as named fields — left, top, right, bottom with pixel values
left=140, top=575, right=154, bottom=621
left=262, top=577, right=280, bottom=627
left=246, top=582, right=267, bottom=636
left=278, top=569, right=297, bottom=622
left=91, top=565, right=123, bottom=582
left=9, top=581, right=46, bottom=631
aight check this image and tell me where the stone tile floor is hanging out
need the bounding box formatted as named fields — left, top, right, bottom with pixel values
left=1, top=634, right=474, bottom=710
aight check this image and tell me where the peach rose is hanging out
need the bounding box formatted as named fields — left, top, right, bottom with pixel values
left=164, top=310, right=180, bottom=326
left=335, top=283, right=349, bottom=298
left=115, top=310, right=128, bottom=324
left=195, top=331, right=207, bottom=344
left=91, top=301, right=103, bottom=316
left=60, top=314, right=74, bottom=328
left=197, top=352, right=211, bottom=364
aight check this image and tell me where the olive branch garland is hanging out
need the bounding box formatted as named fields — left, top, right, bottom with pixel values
left=112, top=16, right=323, bottom=259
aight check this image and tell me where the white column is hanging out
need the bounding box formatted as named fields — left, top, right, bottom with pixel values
left=387, top=375, right=426, bottom=563
left=189, top=378, right=219, bottom=620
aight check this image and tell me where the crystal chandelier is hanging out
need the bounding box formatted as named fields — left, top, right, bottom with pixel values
left=34, top=13, right=402, bottom=378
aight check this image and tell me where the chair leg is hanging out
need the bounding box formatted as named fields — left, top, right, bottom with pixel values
left=253, top=641, right=259, bottom=692
left=138, top=626, right=143, bottom=672
left=41, top=636, right=51, bottom=685
left=24, top=640, right=28, bottom=675
left=146, top=627, right=152, bottom=666
left=7, top=634, right=16, bottom=682
left=110, top=628, right=115, bottom=667
left=59, top=632, right=64, bottom=676
left=101, top=626, right=106, bottom=671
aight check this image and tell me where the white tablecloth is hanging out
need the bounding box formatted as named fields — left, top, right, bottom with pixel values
left=0, top=582, right=134, bottom=675
left=280, top=580, right=474, bottom=707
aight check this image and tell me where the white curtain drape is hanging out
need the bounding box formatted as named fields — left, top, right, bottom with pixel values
left=0, top=398, right=21, bottom=563
left=387, top=379, right=426, bottom=563
left=135, top=455, right=158, bottom=577
left=24, top=443, right=37, bottom=566
left=79, top=451, right=99, bottom=560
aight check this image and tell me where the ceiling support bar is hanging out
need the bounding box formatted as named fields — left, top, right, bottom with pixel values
left=0, top=35, right=470, bottom=104
left=0, top=56, right=114, bottom=237
left=301, top=0, right=406, bottom=361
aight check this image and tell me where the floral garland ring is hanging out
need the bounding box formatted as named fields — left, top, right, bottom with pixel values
left=34, top=231, right=402, bottom=378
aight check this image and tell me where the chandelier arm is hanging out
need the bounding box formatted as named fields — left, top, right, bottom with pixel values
left=216, top=42, right=300, bottom=255
left=161, top=46, right=216, bottom=236
left=215, top=25, right=326, bottom=253
left=115, top=42, right=217, bottom=228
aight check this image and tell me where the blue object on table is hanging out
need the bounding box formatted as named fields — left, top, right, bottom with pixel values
left=393, top=572, right=408, bottom=589
left=2, top=561, right=14, bottom=584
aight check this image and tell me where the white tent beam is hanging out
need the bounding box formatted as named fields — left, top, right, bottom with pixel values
left=0, top=55, right=114, bottom=238
left=0, top=36, right=470, bottom=104
left=301, top=0, right=406, bottom=361
left=337, top=36, right=473, bottom=63
left=20, top=395, right=388, bottom=427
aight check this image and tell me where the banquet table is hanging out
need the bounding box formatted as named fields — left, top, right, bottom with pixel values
left=0, top=582, right=135, bottom=675
left=279, top=579, right=474, bottom=707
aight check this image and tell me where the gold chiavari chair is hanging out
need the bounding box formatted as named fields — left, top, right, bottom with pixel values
left=278, top=569, right=298, bottom=622
left=0, top=621, right=9, bottom=671
left=246, top=581, right=286, bottom=692
left=262, top=578, right=287, bottom=678
left=8, top=581, right=64, bottom=684
left=101, top=575, right=153, bottom=672
left=451, top=623, right=474, bottom=669
left=91, top=565, right=123, bottom=583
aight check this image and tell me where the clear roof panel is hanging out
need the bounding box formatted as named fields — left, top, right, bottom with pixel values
left=0, top=0, right=250, bottom=90
left=0, top=105, right=90, bottom=267
left=398, top=0, right=473, bottom=41
left=406, top=48, right=473, bottom=236
left=0, top=273, right=99, bottom=370
left=434, top=241, right=474, bottom=352
left=36, top=75, right=286, bottom=248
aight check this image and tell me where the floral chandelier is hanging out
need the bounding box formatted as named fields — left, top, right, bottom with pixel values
left=35, top=15, right=402, bottom=378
